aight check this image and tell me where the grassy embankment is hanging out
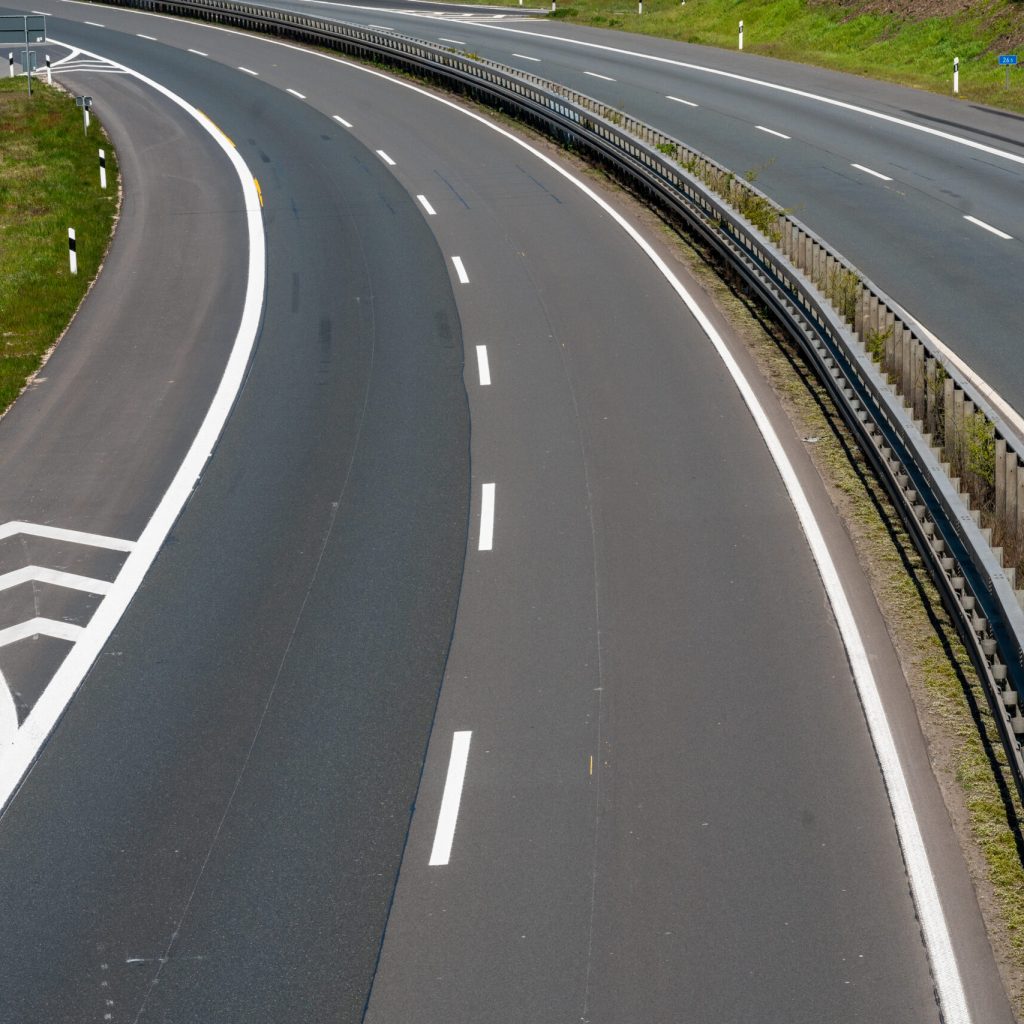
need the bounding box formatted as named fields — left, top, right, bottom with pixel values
left=0, top=76, right=120, bottom=415
left=522, top=0, right=1024, bottom=113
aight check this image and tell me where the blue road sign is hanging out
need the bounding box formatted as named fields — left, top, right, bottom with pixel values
left=999, top=54, right=1018, bottom=65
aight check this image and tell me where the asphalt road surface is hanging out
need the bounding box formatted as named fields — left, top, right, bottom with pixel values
left=0, top=7, right=1014, bottom=1023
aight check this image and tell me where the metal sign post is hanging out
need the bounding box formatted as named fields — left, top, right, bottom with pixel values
left=999, top=54, right=1018, bottom=89
left=75, top=95, right=93, bottom=133
left=0, top=16, right=46, bottom=95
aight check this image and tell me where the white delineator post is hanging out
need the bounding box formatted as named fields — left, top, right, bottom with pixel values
left=98, top=149, right=107, bottom=189
left=46, top=53, right=51, bottom=85
left=954, top=56, right=959, bottom=94
left=638, top=0, right=642, bottom=12
left=8, top=53, right=13, bottom=78
left=738, top=19, right=744, bottom=50
left=68, top=228, right=77, bottom=275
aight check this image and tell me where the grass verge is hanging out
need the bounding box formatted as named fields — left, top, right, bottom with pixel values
left=0, top=76, right=120, bottom=416
left=498, top=0, right=1024, bottom=114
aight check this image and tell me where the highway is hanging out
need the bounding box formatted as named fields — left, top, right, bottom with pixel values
left=0, top=4, right=1015, bottom=1022
left=255, top=0, right=1024, bottom=431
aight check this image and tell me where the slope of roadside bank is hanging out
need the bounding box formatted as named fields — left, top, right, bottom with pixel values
left=0, top=76, right=120, bottom=416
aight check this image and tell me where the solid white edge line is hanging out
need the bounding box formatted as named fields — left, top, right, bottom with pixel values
left=332, top=114, right=353, bottom=127
left=478, top=482, right=495, bottom=551
left=135, top=32, right=156, bottom=39
left=376, top=149, right=396, bottom=165
left=438, top=37, right=465, bottom=44
left=851, top=162, right=893, bottom=181
left=1, top=39, right=265, bottom=814
left=78, top=26, right=970, bottom=1020
left=429, top=730, right=472, bottom=866
left=963, top=214, right=1013, bottom=240
left=666, top=95, right=697, bottom=107
left=755, top=124, right=790, bottom=139
left=286, top=87, right=306, bottom=98
left=583, top=70, right=615, bottom=81
left=512, top=52, right=540, bottom=61
left=475, top=345, right=491, bottom=386
left=451, top=256, right=469, bottom=284
left=83, top=20, right=103, bottom=26
left=416, top=194, right=436, bottom=215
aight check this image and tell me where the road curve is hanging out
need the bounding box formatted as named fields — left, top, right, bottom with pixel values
left=0, top=6, right=1014, bottom=1023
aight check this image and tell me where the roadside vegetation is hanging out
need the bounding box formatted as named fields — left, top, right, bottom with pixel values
left=517, top=0, right=1024, bottom=113
left=0, top=76, right=120, bottom=416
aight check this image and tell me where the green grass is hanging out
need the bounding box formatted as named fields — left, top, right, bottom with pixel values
left=0, top=77, right=119, bottom=415
left=506, top=0, right=1024, bottom=113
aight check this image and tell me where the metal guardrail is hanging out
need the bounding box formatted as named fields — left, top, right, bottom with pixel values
left=92, top=0, right=1024, bottom=799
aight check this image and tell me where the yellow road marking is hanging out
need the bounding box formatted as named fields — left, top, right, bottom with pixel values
left=254, top=177, right=263, bottom=207
left=196, top=108, right=235, bottom=148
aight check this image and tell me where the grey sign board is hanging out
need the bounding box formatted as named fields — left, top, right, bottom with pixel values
left=0, top=15, right=46, bottom=46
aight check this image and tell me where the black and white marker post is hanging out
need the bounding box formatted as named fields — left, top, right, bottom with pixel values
left=68, top=228, right=77, bottom=275
left=45, top=52, right=50, bottom=84
left=954, top=56, right=959, bottom=94
left=738, top=19, right=744, bottom=50
left=98, top=149, right=106, bottom=189
left=7, top=52, right=12, bottom=78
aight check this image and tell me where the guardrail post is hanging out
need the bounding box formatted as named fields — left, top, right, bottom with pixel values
left=900, top=324, right=912, bottom=400
left=997, top=438, right=1008, bottom=529
left=913, top=340, right=926, bottom=421
left=944, top=376, right=956, bottom=463
left=882, top=310, right=896, bottom=379
left=854, top=285, right=866, bottom=337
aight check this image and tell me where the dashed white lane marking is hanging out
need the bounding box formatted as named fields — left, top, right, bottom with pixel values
left=136, top=33, right=157, bottom=40
left=963, top=214, right=1013, bottom=240
left=0, top=566, right=112, bottom=596
left=0, top=618, right=84, bottom=647
left=416, top=194, right=436, bottom=215
left=84, top=20, right=104, bottom=26
left=478, top=483, right=495, bottom=550
left=476, top=345, right=491, bottom=386
left=429, top=731, right=472, bottom=866
left=187, top=47, right=208, bottom=55
left=439, top=36, right=465, bottom=44
left=376, top=149, right=396, bottom=165
left=31, top=9, right=51, bottom=14
left=583, top=70, right=615, bottom=81
left=755, top=125, right=790, bottom=139
left=0, top=521, right=134, bottom=550
left=512, top=52, right=540, bottom=61
left=332, top=114, right=353, bottom=127
left=851, top=162, right=892, bottom=181
left=451, top=256, right=470, bottom=284
left=666, top=95, right=698, bottom=107
left=286, top=87, right=305, bottom=98
left=238, top=65, right=258, bottom=75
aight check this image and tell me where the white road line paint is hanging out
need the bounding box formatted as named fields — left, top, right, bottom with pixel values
left=478, top=483, right=495, bottom=550
left=0, top=618, right=84, bottom=647
left=84, top=20, right=104, bottom=26
left=332, top=114, right=353, bottom=127
left=429, top=731, right=472, bottom=865
left=439, top=36, right=466, bottom=44
left=0, top=566, right=112, bottom=595
left=187, top=47, right=208, bottom=56
left=0, top=521, right=134, bottom=550
left=666, top=95, right=697, bottom=107
left=416, top=194, right=436, bottom=215
left=451, top=256, right=469, bottom=284
left=755, top=125, right=790, bottom=139
left=583, top=70, right=615, bottom=81
left=475, top=345, right=491, bottom=386
left=851, top=162, right=892, bottom=181
left=136, top=33, right=157, bottom=40
left=512, top=52, right=540, bottom=61
left=101, top=30, right=971, bottom=1019
left=963, top=214, right=1012, bottom=240
left=2, top=40, right=265, bottom=822
left=238, top=65, right=258, bottom=75
left=471, top=21, right=1024, bottom=174
left=376, top=149, right=396, bottom=165
left=31, top=10, right=52, bottom=15
left=286, top=87, right=306, bottom=98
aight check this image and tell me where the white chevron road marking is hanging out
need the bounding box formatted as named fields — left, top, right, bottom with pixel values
left=0, top=521, right=134, bottom=551
left=0, top=618, right=84, bottom=647
left=0, top=566, right=113, bottom=595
